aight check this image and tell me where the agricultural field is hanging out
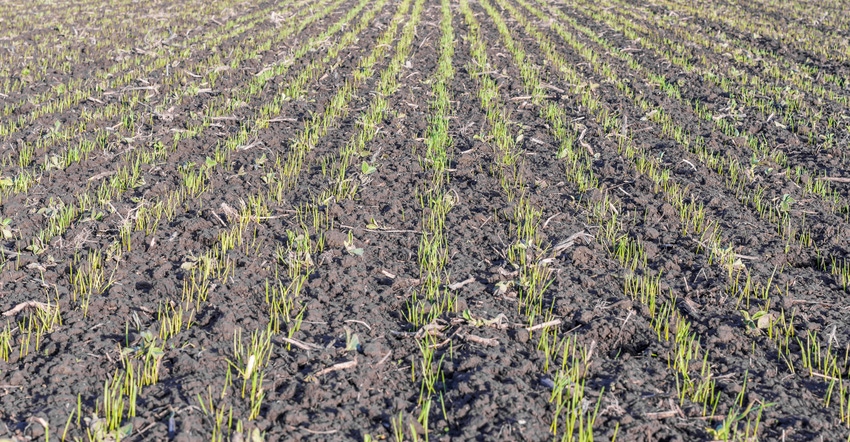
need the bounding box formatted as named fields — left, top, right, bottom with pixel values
left=1, top=0, right=850, bottom=440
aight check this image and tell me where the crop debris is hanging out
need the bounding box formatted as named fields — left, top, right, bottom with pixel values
left=1, top=0, right=850, bottom=440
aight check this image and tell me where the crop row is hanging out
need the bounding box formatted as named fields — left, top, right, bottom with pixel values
left=77, top=0, right=420, bottom=437
left=530, top=0, right=850, bottom=291
left=660, top=0, right=850, bottom=66
left=2, top=0, right=850, bottom=440
left=0, top=0, right=361, bottom=257
left=487, top=0, right=850, bottom=436
left=0, top=0, right=306, bottom=154
left=581, top=0, right=850, bottom=171
left=0, top=0, right=258, bottom=105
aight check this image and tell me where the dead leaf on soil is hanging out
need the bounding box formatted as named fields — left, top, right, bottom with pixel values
left=493, top=280, right=513, bottom=296
left=180, top=261, right=196, bottom=270
left=306, top=358, right=357, bottom=382
left=462, top=309, right=508, bottom=329
left=344, top=240, right=363, bottom=256
left=3, top=301, right=50, bottom=317
left=552, top=232, right=593, bottom=255
left=447, top=277, right=475, bottom=290
left=756, top=312, right=775, bottom=329
left=645, top=398, right=684, bottom=420
left=88, top=170, right=116, bottom=181
left=220, top=202, right=239, bottom=223
left=279, top=337, right=322, bottom=351
left=27, top=417, right=49, bottom=432
left=392, top=278, right=420, bottom=290
left=526, top=319, right=561, bottom=332
left=25, top=262, right=47, bottom=272
left=415, top=321, right=446, bottom=339
left=818, top=176, right=850, bottom=183
left=461, top=333, right=499, bottom=347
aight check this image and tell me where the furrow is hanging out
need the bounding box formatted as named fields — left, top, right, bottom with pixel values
left=577, top=0, right=850, bottom=173
left=0, top=0, right=371, bottom=259
left=490, top=0, right=848, bottom=436
left=0, top=0, right=334, bottom=195
left=518, top=0, right=850, bottom=291
left=0, top=0, right=301, bottom=143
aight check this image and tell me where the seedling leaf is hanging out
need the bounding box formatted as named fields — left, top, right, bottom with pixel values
left=361, top=161, right=377, bottom=175
left=345, top=327, right=361, bottom=352
left=344, top=240, right=364, bottom=256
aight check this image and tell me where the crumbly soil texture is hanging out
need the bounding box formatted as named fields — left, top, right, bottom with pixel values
left=1, top=0, right=850, bottom=440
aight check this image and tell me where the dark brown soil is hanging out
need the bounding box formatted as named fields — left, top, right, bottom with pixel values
left=1, top=0, right=850, bottom=441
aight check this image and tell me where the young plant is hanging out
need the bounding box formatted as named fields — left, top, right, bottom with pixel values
left=228, top=328, right=273, bottom=420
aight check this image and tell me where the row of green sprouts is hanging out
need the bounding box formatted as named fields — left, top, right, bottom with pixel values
left=0, top=0, right=342, bottom=246
left=397, top=0, right=457, bottom=440
left=527, top=0, right=848, bottom=273
left=0, top=0, right=310, bottom=196
left=0, top=0, right=420, bottom=439
left=505, top=1, right=850, bottom=429
left=0, top=0, right=375, bottom=325
left=0, top=0, right=253, bottom=97
left=533, top=0, right=850, bottom=433
left=572, top=0, right=849, bottom=217
left=651, top=0, right=850, bottom=86
left=480, top=0, right=785, bottom=438
left=460, top=1, right=601, bottom=441
left=192, top=1, right=425, bottom=439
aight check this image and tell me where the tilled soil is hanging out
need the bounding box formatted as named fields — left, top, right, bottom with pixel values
left=1, top=0, right=850, bottom=441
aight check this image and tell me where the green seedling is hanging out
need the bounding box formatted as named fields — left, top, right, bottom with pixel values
left=344, top=232, right=364, bottom=256
left=158, top=301, right=195, bottom=341
left=0, top=322, right=12, bottom=361
left=360, top=161, right=377, bottom=175
left=0, top=218, right=12, bottom=239
left=197, top=387, right=234, bottom=442
left=121, top=331, right=165, bottom=387
left=344, top=326, right=361, bottom=352
left=740, top=310, right=772, bottom=334
left=778, top=194, right=794, bottom=213
left=705, top=372, right=771, bottom=441
left=366, top=217, right=384, bottom=230
left=391, top=412, right=405, bottom=442
left=93, top=371, right=134, bottom=437
left=228, top=328, right=273, bottom=419
left=15, top=296, right=62, bottom=356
